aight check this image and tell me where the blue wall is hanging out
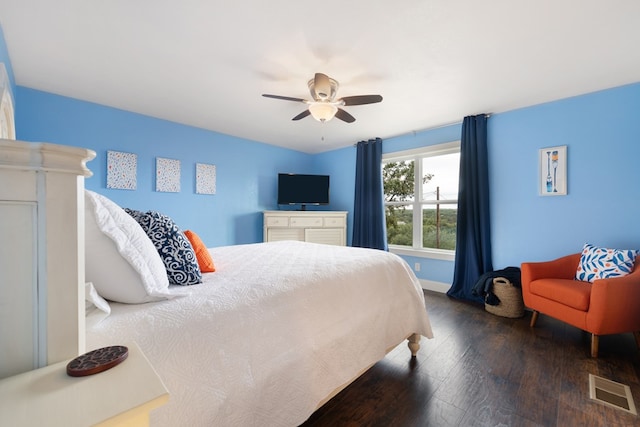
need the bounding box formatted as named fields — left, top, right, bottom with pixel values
left=311, top=146, right=357, bottom=243
left=488, top=83, right=640, bottom=267
left=15, top=87, right=314, bottom=247
left=318, top=83, right=640, bottom=286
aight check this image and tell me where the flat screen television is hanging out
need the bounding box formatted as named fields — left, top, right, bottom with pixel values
left=277, top=173, right=330, bottom=209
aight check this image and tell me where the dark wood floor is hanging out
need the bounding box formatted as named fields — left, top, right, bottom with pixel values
left=301, top=291, right=640, bottom=426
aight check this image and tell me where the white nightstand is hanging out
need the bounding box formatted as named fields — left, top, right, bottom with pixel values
left=0, top=342, right=169, bottom=426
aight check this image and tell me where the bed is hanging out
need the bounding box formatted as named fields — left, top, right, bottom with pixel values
left=83, top=191, right=433, bottom=427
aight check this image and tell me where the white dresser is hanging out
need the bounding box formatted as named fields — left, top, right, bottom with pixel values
left=263, top=210, right=348, bottom=246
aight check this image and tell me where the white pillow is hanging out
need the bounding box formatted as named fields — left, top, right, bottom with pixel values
left=85, top=282, right=111, bottom=328
left=85, top=190, right=172, bottom=303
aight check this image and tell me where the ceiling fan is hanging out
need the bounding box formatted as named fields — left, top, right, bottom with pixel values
left=262, top=73, right=383, bottom=123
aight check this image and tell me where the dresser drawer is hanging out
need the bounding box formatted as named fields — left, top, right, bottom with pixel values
left=305, top=228, right=345, bottom=246
left=290, top=216, right=323, bottom=227
left=265, top=216, right=289, bottom=227
left=323, top=217, right=345, bottom=227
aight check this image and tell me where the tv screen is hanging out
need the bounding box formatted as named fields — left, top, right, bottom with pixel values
left=277, top=173, right=330, bottom=206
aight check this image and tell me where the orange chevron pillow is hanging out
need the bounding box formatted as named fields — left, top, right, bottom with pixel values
left=184, top=230, right=216, bottom=273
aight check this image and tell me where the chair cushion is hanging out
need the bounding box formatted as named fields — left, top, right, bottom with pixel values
left=529, top=278, right=591, bottom=311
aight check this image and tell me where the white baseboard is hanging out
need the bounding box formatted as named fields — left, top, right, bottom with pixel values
left=418, top=279, right=449, bottom=294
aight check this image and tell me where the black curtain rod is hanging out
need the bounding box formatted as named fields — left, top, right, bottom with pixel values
left=356, top=113, right=492, bottom=145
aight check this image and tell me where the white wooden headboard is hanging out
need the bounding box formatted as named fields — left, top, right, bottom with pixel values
left=0, top=139, right=95, bottom=379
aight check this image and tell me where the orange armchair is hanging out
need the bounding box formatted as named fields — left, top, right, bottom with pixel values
left=521, top=253, right=640, bottom=357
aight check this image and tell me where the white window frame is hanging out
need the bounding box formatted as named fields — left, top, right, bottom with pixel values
left=383, top=141, right=460, bottom=261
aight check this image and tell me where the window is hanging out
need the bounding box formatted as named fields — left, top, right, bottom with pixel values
left=382, top=141, right=460, bottom=258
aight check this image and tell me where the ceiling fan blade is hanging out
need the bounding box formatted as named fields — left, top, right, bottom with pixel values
left=340, top=95, right=383, bottom=106
left=334, top=108, right=356, bottom=123
left=292, top=110, right=311, bottom=121
left=313, top=73, right=332, bottom=100
left=262, top=94, right=306, bottom=103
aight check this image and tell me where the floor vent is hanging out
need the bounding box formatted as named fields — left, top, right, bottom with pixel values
left=589, top=374, right=637, bottom=415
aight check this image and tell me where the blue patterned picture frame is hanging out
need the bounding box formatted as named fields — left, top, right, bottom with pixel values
left=539, top=145, right=567, bottom=196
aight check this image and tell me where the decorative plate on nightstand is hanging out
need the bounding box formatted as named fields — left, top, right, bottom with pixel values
left=66, top=345, right=129, bottom=377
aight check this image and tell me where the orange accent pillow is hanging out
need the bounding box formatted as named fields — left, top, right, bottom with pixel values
left=184, top=230, right=215, bottom=273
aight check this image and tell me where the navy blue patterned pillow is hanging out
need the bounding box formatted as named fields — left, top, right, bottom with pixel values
left=125, top=209, right=202, bottom=285
left=124, top=208, right=145, bottom=223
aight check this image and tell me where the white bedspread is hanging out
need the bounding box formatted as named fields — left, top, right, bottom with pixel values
left=87, top=241, right=433, bottom=426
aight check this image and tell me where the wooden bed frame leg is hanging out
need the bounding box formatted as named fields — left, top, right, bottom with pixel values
left=408, top=333, right=421, bottom=357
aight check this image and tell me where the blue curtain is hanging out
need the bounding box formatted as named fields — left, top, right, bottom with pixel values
left=352, top=138, right=388, bottom=250
left=447, top=115, right=493, bottom=303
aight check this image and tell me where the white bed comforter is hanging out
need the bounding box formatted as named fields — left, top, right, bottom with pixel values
left=87, top=241, right=433, bottom=427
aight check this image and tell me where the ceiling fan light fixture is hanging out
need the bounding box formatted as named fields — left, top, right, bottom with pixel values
left=308, top=74, right=338, bottom=101
left=309, top=103, right=337, bottom=122
left=263, top=72, right=382, bottom=124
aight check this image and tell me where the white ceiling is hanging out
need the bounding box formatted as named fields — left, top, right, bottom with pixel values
left=1, top=1, right=639, bottom=154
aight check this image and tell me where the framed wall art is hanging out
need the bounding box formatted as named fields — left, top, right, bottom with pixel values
left=539, top=145, right=567, bottom=196
left=196, top=163, right=216, bottom=195
left=106, top=150, right=137, bottom=190
left=156, top=157, right=181, bottom=192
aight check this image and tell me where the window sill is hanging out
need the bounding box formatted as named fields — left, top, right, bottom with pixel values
left=389, top=246, right=455, bottom=261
